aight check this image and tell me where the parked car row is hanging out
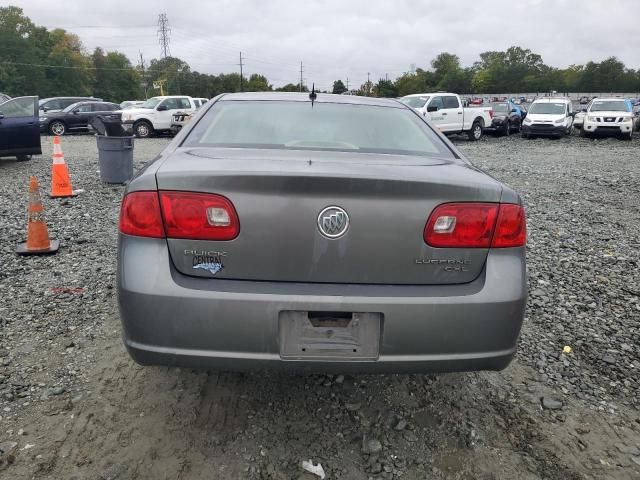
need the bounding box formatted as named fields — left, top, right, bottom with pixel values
left=402, top=93, right=638, bottom=141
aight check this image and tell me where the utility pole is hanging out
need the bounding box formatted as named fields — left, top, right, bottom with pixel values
left=157, top=13, right=171, bottom=58
left=239, top=52, right=244, bottom=92
left=367, top=72, right=370, bottom=96
left=300, top=61, right=304, bottom=92
left=346, top=77, right=349, bottom=91
left=138, top=51, right=148, bottom=99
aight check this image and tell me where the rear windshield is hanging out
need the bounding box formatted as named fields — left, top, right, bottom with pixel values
left=490, top=103, right=509, bottom=113
left=183, top=100, right=454, bottom=157
left=528, top=102, right=566, bottom=115
left=589, top=100, right=629, bottom=112
left=400, top=96, right=430, bottom=108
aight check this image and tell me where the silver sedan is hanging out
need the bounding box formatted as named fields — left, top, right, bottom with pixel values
left=117, top=92, right=527, bottom=373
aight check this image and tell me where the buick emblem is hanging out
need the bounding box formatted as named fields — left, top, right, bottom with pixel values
left=317, top=206, right=349, bottom=239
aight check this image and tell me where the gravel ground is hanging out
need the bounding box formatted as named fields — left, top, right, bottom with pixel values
left=0, top=132, right=639, bottom=480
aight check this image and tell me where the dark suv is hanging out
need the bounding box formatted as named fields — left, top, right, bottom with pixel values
left=39, top=96, right=102, bottom=113
left=40, top=101, right=120, bottom=135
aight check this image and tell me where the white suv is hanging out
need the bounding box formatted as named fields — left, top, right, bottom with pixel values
left=521, top=97, right=574, bottom=138
left=581, top=98, right=634, bottom=140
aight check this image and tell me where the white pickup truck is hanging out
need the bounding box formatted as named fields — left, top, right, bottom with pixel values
left=400, top=93, right=493, bottom=140
left=120, top=95, right=197, bottom=138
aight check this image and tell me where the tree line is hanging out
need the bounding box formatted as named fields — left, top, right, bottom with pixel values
left=2, top=6, right=639, bottom=103
left=352, top=49, right=640, bottom=98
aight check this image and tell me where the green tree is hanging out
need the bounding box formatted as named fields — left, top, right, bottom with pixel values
left=246, top=73, right=272, bottom=91
left=0, top=6, right=49, bottom=95
left=44, top=29, right=94, bottom=96
left=275, top=83, right=308, bottom=92
left=373, top=78, right=398, bottom=97
left=332, top=79, right=347, bottom=94
left=91, top=48, right=141, bottom=102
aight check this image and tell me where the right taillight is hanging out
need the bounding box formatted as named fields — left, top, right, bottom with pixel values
left=424, top=202, right=526, bottom=248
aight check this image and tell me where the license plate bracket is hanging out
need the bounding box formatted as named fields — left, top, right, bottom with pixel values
left=279, top=311, right=381, bottom=361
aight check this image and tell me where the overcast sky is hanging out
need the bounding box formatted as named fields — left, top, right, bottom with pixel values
left=17, top=0, right=639, bottom=90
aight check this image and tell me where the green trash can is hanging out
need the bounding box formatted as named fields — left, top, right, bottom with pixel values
left=96, top=135, right=134, bottom=184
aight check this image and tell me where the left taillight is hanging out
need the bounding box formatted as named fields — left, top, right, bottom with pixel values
left=119, top=191, right=165, bottom=238
left=159, top=191, right=240, bottom=240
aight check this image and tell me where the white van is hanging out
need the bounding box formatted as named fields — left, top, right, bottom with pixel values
left=521, top=97, right=574, bottom=138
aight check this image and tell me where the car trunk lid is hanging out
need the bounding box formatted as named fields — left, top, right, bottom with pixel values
left=155, top=148, right=502, bottom=285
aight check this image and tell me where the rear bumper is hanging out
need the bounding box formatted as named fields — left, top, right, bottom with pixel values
left=118, top=236, right=527, bottom=373
left=521, top=124, right=565, bottom=137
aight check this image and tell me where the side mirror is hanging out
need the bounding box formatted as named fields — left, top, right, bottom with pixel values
left=510, top=109, right=517, bottom=113
left=427, top=105, right=438, bottom=112
left=581, top=108, right=587, bottom=112
left=157, top=105, right=168, bottom=111
left=42, top=107, right=49, bottom=112
left=73, top=110, right=79, bottom=115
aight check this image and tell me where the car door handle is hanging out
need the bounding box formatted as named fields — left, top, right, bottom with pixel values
left=442, top=113, right=447, bottom=116
left=458, top=112, right=463, bottom=114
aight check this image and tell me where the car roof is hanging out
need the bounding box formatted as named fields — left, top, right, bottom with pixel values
left=531, top=97, right=571, bottom=103
left=41, top=96, right=99, bottom=101
left=592, top=97, right=626, bottom=102
left=219, top=92, right=402, bottom=108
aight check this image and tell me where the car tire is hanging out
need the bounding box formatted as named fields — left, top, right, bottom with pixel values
left=467, top=121, right=483, bottom=141
left=580, top=128, right=590, bottom=139
left=48, top=121, right=66, bottom=136
left=16, top=155, right=31, bottom=162
left=513, top=121, right=521, bottom=134
left=134, top=120, right=153, bottom=138
left=565, top=124, right=573, bottom=136
left=623, top=131, right=633, bottom=141
left=503, top=122, right=511, bottom=136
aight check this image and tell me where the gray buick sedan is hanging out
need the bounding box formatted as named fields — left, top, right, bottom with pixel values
left=118, top=92, right=527, bottom=373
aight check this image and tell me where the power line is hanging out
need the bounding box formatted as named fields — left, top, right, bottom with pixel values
left=157, top=13, right=171, bottom=58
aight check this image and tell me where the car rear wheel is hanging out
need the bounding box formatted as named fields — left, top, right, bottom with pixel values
left=503, top=122, right=511, bottom=136
left=49, top=121, right=66, bottom=136
left=134, top=120, right=153, bottom=138
left=468, top=121, right=483, bottom=141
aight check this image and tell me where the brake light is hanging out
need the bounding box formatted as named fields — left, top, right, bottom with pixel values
left=159, top=191, right=239, bottom=240
left=489, top=110, right=494, bottom=118
left=424, top=203, right=526, bottom=248
left=492, top=203, right=527, bottom=247
left=425, top=203, right=498, bottom=248
left=119, top=191, right=165, bottom=238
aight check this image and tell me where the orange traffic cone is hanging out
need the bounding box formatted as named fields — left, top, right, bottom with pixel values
left=50, top=136, right=77, bottom=198
left=17, top=177, right=60, bottom=255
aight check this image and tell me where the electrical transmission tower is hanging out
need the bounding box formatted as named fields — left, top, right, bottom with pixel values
left=299, top=61, right=304, bottom=92
left=157, top=13, right=171, bottom=58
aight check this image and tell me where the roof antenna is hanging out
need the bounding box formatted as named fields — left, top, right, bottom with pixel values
left=309, top=83, right=317, bottom=107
